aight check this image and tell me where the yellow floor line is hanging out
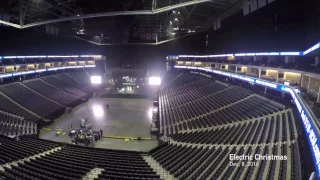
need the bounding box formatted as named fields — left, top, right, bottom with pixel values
left=102, top=136, right=152, bottom=140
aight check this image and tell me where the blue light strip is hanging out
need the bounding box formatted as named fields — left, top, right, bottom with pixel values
left=304, top=43, right=320, bottom=55
left=25, top=56, right=40, bottom=58
left=3, top=56, right=17, bottom=59
left=170, top=41, right=320, bottom=59
left=280, top=52, right=301, bottom=56
left=256, top=52, right=280, bottom=56
left=175, top=51, right=300, bottom=58
left=1, top=55, right=101, bottom=59
left=0, top=65, right=96, bottom=79
left=175, top=65, right=320, bottom=177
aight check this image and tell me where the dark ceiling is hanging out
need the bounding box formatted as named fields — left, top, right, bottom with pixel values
left=0, top=0, right=245, bottom=45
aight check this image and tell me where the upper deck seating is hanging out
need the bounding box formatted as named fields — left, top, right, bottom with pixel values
left=24, top=79, right=80, bottom=106
left=42, top=76, right=87, bottom=98
left=0, top=92, right=40, bottom=123
left=0, top=83, right=64, bottom=119
left=68, top=71, right=90, bottom=85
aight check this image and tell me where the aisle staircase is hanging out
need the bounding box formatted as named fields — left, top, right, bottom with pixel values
left=143, top=156, right=175, bottom=180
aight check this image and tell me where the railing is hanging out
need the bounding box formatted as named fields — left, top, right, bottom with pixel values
left=175, top=65, right=320, bottom=178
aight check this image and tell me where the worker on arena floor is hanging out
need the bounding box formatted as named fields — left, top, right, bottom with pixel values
left=80, top=118, right=86, bottom=129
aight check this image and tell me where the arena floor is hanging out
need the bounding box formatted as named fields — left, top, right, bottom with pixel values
left=39, top=97, right=158, bottom=152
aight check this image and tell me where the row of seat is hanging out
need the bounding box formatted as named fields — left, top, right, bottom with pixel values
left=150, top=143, right=301, bottom=180
left=161, top=72, right=204, bottom=91
left=55, top=73, right=83, bottom=87
left=67, top=71, right=91, bottom=85
left=162, top=94, right=285, bottom=134
left=160, top=78, right=216, bottom=100
left=0, top=136, right=160, bottom=180
left=0, top=137, right=159, bottom=180
left=0, top=93, right=40, bottom=123
left=170, top=111, right=297, bottom=145
left=25, top=79, right=80, bottom=106
left=160, top=86, right=253, bottom=129
left=0, top=112, right=37, bottom=137
left=160, top=81, right=226, bottom=110
left=0, top=83, right=64, bottom=119
left=0, top=71, right=94, bottom=123
left=42, top=76, right=87, bottom=98
left=0, top=136, right=59, bottom=165
left=56, top=73, right=103, bottom=93
left=156, top=72, right=302, bottom=179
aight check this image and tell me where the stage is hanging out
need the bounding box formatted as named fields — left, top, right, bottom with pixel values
left=39, top=97, right=158, bottom=151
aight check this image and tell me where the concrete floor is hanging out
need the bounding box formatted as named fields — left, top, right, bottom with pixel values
left=40, top=97, right=158, bottom=152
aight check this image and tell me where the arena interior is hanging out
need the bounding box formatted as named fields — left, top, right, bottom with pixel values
left=1, top=0, right=320, bottom=180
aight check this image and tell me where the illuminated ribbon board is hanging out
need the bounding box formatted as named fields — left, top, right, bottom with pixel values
left=168, top=41, right=320, bottom=59
left=304, top=43, right=320, bottom=55
left=175, top=65, right=320, bottom=177
left=2, top=55, right=101, bottom=59
left=0, top=65, right=96, bottom=79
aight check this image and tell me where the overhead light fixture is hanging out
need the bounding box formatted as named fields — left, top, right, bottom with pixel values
left=173, top=11, right=176, bottom=13
left=77, top=14, right=80, bottom=16
left=170, top=21, right=172, bottom=25
left=175, top=18, right=178, bottom=21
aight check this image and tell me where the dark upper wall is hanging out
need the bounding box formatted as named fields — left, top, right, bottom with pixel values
left=304, top=0, right=320, bottom=47
left=0, top=27, right=102, bottom=55
left=0, top=25, right=205, bottom=69
left=0, top=0, right=318, bottom=64
left=206, top=0, right=312, bottom=54
left=104, top=32, right=206, bottom=69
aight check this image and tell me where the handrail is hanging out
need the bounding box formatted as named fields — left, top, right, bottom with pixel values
left=298, top=93, right=320, bottom=129
left=174, top=65, right=320, bottom=177
left=289, top=85, right=320, bottom=177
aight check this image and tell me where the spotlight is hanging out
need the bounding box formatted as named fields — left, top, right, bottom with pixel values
left=91, top=76, right=102, bottom=84
left=149, top=77, right=161, bottom=86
